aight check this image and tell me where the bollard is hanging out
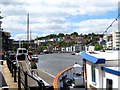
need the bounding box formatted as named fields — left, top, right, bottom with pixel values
left=24, top=71, right=28, bottom=90
left=14, top=63, right=17, bottom=82
left=18, top=67, right=21, bottom=89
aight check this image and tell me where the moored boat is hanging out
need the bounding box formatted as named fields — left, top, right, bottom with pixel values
left=16, top=48, right=28, bottom=67
left=53, top=63, right=85, bottom=90
left=80, top=50, right=120, bottom=89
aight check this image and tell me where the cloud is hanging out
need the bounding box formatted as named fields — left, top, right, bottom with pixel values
left=74, top=19, right=118, bottom=34
left=12, top=33, right=38, bottom=40
left=0, top=0, right=119, bottom=40
left=2, top=16, right=26, bottom=33
left=0, top=0, right=24, bottom=5
left=30, top=17, right=67, bottom=23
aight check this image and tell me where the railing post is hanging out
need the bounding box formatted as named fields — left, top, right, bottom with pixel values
left=18, top=66, right=21, bottom=89
left=11, top=61, right=14, bottom=77
left=37, top=80, right=45, bottom=90
left=24, top=71, right=28, bottom=90
left=14, top=63, right=17, bottom=82
left=1, top=60, right=3, bottom=65
left=7, top=58, right=10, bottom=70
left=9, top=59, right=11, bottom=72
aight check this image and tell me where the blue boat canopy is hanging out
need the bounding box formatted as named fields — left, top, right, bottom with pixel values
left=101, top=67, right=120, bottom=76
left=80, top=52, right=105, bottom=64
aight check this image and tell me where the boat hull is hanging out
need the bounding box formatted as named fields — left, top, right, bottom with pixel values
left=53, top=64, right=85, bottom=90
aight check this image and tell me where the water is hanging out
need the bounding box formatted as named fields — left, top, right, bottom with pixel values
left=37, top=53, right=83, bottom=76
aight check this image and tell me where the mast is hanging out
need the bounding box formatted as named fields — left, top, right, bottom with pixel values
left=27, top=13, right=29, bottom=49
left=19, top=38, right=21, bottom=48
left=30, top=29, right=32, bottom=46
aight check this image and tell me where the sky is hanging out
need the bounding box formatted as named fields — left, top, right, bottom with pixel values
left=0, top=0, right=119, bottom=40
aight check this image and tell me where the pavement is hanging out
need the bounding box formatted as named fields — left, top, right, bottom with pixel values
left=32, top=69, right=54, bottom=86
left=0, top=60, right=54, bottom=90
left=1, top=60, right=18, bottom=90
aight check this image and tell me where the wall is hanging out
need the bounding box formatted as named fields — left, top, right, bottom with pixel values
left=86, top=61, right=103, bottom=88
left=102, top=70, right=118, bottom=88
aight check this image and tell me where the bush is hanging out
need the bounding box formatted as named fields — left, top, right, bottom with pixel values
left=95, top=44, right=103, bottom=50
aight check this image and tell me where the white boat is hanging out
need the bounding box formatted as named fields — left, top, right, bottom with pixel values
left=53, top=63, right=85, bottom=89
left=80, top=50, right=120, bottom=89
left=16, top=48, right=28, bottom=61
left=15, top=48, right=31, bottom=70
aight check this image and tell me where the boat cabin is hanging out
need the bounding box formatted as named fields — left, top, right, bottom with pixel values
left=80, top=50, right=120, bottom=89
left=16, top=48, right=28, bottom=66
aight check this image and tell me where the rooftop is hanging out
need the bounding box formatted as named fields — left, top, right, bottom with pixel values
left=86, top=50, right=119, bottom=61
left=80, top=50, right=120, bottom=66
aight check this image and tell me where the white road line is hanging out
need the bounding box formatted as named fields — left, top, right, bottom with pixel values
left=38, top=69, right=55, bottom=78
left=33, top=74, right=49, bottom=86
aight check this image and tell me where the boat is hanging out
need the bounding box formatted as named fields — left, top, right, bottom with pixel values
left=16, top=48, right=28, bottom=60
left=53, top=63, right=85, bottom=90
left=16, top=48, right=30, bottom=68
left=16, top=48, right=38, bottom=69
left=80, top=50, right=120, bottom=89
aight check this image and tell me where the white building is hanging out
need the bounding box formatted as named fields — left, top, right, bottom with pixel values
left=112, top=30, right=120, bottom=50
left=103, top=30, right=120, bottom=50
left=80, top=50, right=120, bottom=89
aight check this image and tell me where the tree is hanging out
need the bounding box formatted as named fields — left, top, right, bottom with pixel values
left=46, top=34, right=57, bottom=39
left=57, top=33, right=64, bottom=37
left=95, top=44, right=103, bottom=50
left=71, top=32, right=78, bottom=36
left=38, top=46, right=47, bottom=52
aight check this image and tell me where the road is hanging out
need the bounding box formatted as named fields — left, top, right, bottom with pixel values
left=36, top=53, right=83, bottom=76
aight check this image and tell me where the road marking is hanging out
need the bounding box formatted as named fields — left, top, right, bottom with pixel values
left=33, top=74, right=49, bottom=86
left=38, top=69, right=55, bottom=78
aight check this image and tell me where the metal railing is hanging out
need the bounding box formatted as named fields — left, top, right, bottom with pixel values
left=6, top=57, right=46, bottom=90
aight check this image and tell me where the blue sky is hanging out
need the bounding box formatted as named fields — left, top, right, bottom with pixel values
left=0, top=0, right=119, bottom=40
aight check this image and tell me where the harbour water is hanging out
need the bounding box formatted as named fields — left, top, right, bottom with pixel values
left=37, top=53, right=83, bottom=76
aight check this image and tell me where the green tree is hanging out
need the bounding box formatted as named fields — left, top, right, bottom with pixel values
left=46, top=34, right=57, bottom=39
left=38, top=46, right=47, bottom=52
left=13, top=46, right=17, bottom=52
left=57, top=33, right=64, bottom=37
left=71, top=32, right=78, bottom=36
left=95, top=44, right=103, bottom=50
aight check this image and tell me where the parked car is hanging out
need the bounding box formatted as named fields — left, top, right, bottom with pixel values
left=31, top=55, right=38, bottom=62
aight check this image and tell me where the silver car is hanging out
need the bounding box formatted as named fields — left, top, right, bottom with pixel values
left=31, top=55, right=38, bottom=62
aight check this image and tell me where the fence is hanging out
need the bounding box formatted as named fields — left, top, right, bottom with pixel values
left=6, top=57, right=46, bottom=90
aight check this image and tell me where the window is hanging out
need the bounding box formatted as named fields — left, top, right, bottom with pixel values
left=23, top=50, right=27, bottom=53
left=106, top=79, right=112, bottom=90
left=91, top=65, right=96, bottom=82
left=18, top=50, right=22, bottom=53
